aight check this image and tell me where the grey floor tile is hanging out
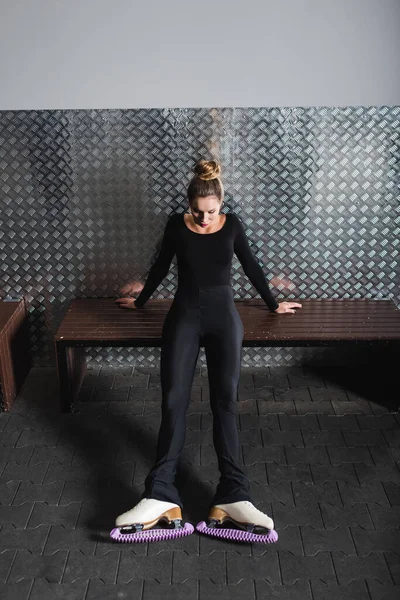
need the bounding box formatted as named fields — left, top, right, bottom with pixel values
left=0, top=581, right=33, bottom=600
left=279, top=550, right=336, bottom=584
left=87, top=580, right=142, bottom=600
left=226, top=552, right=280, bottom=584
left=8, top=549, right=68, bottom=583
left=29, top=578, right=88, bottom=600
left=331, top=551, right=393, bottom=584
left=301, top=525, right=357, bottom=555
left=255, top=581, right=312, bottom=600
left=311, top=580, right=370, bottom=600
left=200, top=580, right=255, bottom=600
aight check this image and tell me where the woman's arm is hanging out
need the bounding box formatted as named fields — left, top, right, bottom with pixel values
left=133, top=215, right=176, bottom=308
left=233, top=215, right=279, bottom=312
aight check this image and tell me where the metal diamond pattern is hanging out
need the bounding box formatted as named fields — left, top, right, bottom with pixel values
left=1, top=107, right=399, bottom=367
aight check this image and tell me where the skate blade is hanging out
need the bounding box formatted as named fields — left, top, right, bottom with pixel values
left=110, top=518, right=194, bottom=543
left=196, top=518, right=278, bottom=544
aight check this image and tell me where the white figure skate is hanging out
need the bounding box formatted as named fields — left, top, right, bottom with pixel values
left=110, top=498, right=194, bottom=543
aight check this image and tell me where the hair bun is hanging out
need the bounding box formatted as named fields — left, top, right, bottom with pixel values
left=194, top=159, right=221, bottom=180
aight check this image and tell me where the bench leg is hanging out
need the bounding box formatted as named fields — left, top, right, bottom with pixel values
left=55, top=342, right=86, bottom=412
left=0, top=304, right=31, bottom=412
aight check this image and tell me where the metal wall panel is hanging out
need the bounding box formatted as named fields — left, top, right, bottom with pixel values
left=1, top=107, right=399, bottom=367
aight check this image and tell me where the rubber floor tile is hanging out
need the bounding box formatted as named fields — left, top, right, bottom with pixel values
left=273, top=504, right=324, bottom=528
left=0, top=550, right=16, bottom=583
left=292, top=482, right=341, bottom=505
left=351, top=526, right=400, bottom=554
left=226, top=552, right=281, bottom=585
left=0, top=481, right=20, bottom=504
left=385, top=551, right=400, bottom=584
left=279, top=550, right=336, bottom=584
left=258, top=400, right=296, bottom=415
left=1, top=464, right=48, bottom=484
left=117, top=550, right=173, bottom=584
left=337, top=481, right=391, bottom=506
left=198, top=532, right=252, bottom=555
left=7, top=549, right=68, bottom=583
left=354, top=464, right=400, bottom=484
left=143, top=580, right=198, bottom=600
left=331, top=551, right=393, bottom=584
left=383, top=482, right=400, bottom=506
left=342, top=430, right=388, bottom=445
left=27, top=502, right=81, bottom=528
left=251, top=525, right=303, bottom=555
left=1, top=447, right=35, bottom=463
left=278, top=415, right=320, bottom=429
left=267, top=464, right=313, bottom=484
left=250, top=481, right=295, bottom=505
left=63, top=550, right=119, bottom=583
left=295, top=400, right=336, bottom=415
left=285, top=446, right=331, bottom=465
left=239, top=413, right=280, bottom=429
left=0, top=524, right=49, bottom=553
left=356, top=415, right=399, bottom=430
left=301, top=429, right=344, bottom=446
left=0, top=503, right=33, bottom=528
left=255, top=580, right=312, bottom=599
left=301, top=526, right=357, bottom=555
left=318, top=415, right=360, bottom=430
left=327, top=446, right=375, bottom=465
left=319, top=503, right=374, bottom=529
left=29, top=578, right=87, bottom=599
left=44, top=525, right=97, bottom=555
left=367, top=505, right=400, bottom=529
left=242, top=445, right=286, bottom=465
left=310, top=580, right=370, bottom=599
left=172, top=550, right=226, bottom=584
left=310, top=464, right=358, bottom=485
left=147, top=529, right=199, bottom=555
left=200, top=579, right=256, bottom=600
left=261, top=428, right=304, bottom=446
left=309, top=388, right=349, bottom=402
left=0, top=581, right=33, bottom=600
left=367, top=581, right=400, bottom=599
left=12, top=482, right=64, bottom=505
left=273, top=387, right=313, bottom=401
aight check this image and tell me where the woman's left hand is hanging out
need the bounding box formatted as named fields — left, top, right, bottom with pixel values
left=115, top=297, right=137, bottom=309
left=274, top=301, right=302, bottom=314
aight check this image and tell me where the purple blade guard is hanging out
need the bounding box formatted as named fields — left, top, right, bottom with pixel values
left=110, top=522, right=194, bottom=543
left=196, top=520, right=278, bottom=544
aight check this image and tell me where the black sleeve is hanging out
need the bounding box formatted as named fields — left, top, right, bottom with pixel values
left=233, top=215, right=279, bottom=312
left=133, top=215, right=176, bottom=308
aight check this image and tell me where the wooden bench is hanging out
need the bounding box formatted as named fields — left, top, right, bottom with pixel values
left=54, top=297, right=400, bottom=412
left=0, top=299, right=31, bottom=411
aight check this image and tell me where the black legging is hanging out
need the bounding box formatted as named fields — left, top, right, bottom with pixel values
left=140, top=283, right=252, bottom=509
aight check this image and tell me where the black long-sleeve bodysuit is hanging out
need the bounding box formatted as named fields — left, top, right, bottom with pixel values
left=134, top=212, right=279, bottom=509
left=134, top=212, right=279, bottom=312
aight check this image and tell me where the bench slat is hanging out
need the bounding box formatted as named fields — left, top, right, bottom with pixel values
left=55, top=298, right=400, bottom=344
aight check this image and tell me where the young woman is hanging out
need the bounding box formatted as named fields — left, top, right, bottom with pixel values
left=112, top=159, right=302, bottom=544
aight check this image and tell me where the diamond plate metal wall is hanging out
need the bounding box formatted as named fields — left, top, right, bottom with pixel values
left=1, top=107, right=399, bottom=368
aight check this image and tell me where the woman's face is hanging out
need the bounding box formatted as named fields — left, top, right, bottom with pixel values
left=190, top=195, right=222, bottom=227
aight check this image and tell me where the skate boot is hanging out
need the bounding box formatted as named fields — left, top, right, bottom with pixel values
left=110, top=498, right=194, bottom=543
left=196, top=500, right=278, bottom=544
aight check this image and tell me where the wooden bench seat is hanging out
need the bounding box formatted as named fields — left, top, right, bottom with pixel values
left=54, top=297, right=400, bottom=412
left=0, top=299, right=30, bottom=411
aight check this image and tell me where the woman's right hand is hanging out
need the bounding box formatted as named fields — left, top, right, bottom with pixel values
left=274, top=301, right=302, bottom=314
